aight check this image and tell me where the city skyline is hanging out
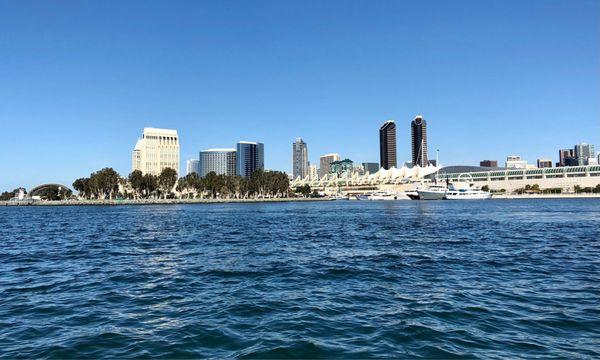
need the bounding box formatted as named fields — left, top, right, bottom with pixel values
left=1, top=1, right=599, bottom=189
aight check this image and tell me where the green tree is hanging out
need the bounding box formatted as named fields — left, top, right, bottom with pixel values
left=141, top=173, right=158, bottom=198
left=128, top=170, right=144, bottom=199
left=158, top=168, right=178, bottom=198
left=73, top=178, right=91, bottom=198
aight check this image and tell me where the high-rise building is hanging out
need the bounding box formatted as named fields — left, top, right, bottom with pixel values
left=574, top=143, right=596, bottom=166
left=362, top=162, right=380, bottom=174
left=186, top=159, right=199, bottom=175
left=537, top=159, right=553, bottom=168
left=132, top=127, right=180, bottom=176
left=236, top=141, right=264, bottom=178
left=558, top=149, right=575, bottom=167
left=411, top=115, right=429, bottom=167
left=480, top=160, right=498, bottom=168
left=379, top=120, right=397, bottom=170
left=319, top=153, right=340, bottom=178
left=309, top=164, right=318, bottom=180
left=292, top=138, right=309, bottom=180
left=199, top=149, right=236, bottom=177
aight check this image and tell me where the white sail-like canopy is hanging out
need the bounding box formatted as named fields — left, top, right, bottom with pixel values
left=292, top=164, right=442, bottom=187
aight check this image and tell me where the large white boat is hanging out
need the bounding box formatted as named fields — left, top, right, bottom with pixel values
left=417, top=185, right=448, bottom=200
left=357, top=191, right=408, bottom=200
left=444, top=180, right=492, bottom=200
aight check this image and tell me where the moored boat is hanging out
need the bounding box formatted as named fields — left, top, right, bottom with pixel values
left=417, top=185, right=448, bottom=200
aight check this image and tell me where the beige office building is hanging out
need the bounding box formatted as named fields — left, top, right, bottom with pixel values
left=132, top=127, right=180, bottom=176
left=319, top=153, right=340, bottom=178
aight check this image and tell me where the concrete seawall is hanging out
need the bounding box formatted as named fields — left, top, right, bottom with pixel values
left=1, top=197, right=334, bottom=206
left=492, top=193, right=600, bottom=199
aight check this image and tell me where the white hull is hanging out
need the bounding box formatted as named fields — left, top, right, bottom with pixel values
left=417, top=189, right=446, bottom=200
left=445, top=191, right=492, bottom=200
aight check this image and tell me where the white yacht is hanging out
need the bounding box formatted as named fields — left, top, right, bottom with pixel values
left=444, top=184, right=492, bottom=200
left=417, top=185, right=448, bottom=200
left=358, top=191, right=408, bottom=200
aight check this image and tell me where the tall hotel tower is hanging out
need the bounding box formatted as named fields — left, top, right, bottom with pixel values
left=132, top=127, right=180, bottom=176
left=236, top=141, right=264, bottom=178
left=379, top=120, right=397, bottom=170
left=411, top=115, right=429, bottom=167
left=292, top=138, right=309, bottom=180
left=199, top=149, right=237, bottom=177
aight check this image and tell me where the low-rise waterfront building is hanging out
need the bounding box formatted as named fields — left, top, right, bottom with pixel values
left=437, top=165, right=600, bottom=193
left=132, top=127, right=180, bottom=176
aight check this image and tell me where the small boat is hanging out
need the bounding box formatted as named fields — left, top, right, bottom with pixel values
left=417, top=185, right=448, bottom=200
left=356, top=194, right=370, bottom=200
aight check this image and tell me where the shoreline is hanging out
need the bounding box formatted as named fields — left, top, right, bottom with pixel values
left=3, top=193, right=600, bottom=206
left=491, top=193, right=600, bottom=199
left=1, top=197, right=333, bottom=207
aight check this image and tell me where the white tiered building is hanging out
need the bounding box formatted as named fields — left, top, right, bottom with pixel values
left=132, top=127, right=180, bottom=176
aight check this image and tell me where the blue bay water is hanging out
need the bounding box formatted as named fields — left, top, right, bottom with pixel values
left=0, top=200, right=599, bottom=358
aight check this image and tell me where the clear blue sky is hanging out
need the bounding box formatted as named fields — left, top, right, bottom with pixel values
left=1, top=0, right=599, bottom=190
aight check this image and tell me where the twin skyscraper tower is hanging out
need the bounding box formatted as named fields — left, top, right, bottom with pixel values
left=380, top=115, right=430, bottom=170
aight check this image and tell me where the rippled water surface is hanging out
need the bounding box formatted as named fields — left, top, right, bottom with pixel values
left=1, top=200, right=599, bottom=358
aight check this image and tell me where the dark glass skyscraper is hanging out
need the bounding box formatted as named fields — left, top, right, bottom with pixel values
left=379, top=120, right=397, bottom=170
left=236, top=141, right=264, bottom=178
left=411, top=115, right=429, bottom=167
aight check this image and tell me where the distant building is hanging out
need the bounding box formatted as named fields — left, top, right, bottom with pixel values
left=537, top=159, right=553, bottom=168
left=480, top=160, right=498, bottom=168
left=379, top=120, right=397, bottom=170
left=354, top=164, right=365, bottom=176
left=319, top=153, right=340, bottom=178
left=411, top=115, right=429, bottom=167
left=186, top=159, right=199, bottom=175
left=362, top=162, right=379, bottom=174
left=330, top=159, right=354, bottom=175
left=199, top=149, right=236, bottom=177
left=505, top=155, right=528, bottom=169
left=574, top=143, right=596, bottom=166
left=292, top=138, right=309, bottom=180
left=309, top=164, right=318, bottom=180
left=236, top=141, right=264, bottom=178
left=558, top=149, right=575, bottom=167
left=132, top=127, right=180, bottom=176
left=564, top=157, right=579, bottom=167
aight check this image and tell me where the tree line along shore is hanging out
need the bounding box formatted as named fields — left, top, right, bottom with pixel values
left=1, top=167, right=312, bottom=202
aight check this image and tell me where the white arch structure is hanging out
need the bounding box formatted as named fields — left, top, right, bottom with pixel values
left=290, top=164, right=442, bottom=188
